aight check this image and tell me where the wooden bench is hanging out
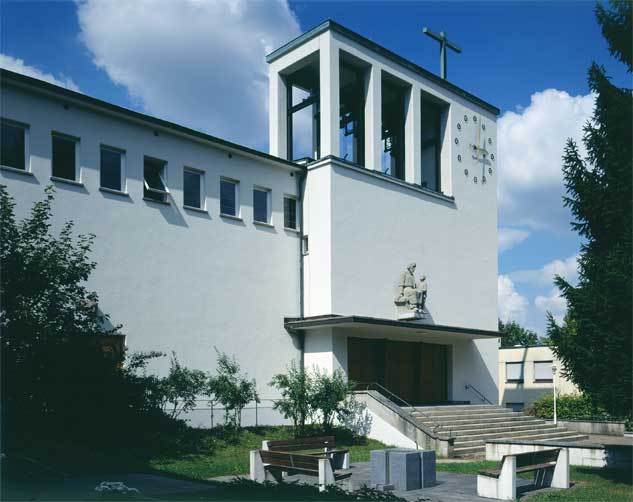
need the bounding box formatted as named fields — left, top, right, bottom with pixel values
left=250, top=449, right=353, bottom=492
left=477, top=448, right=570, bottom=500
left=262, top=436, right=350, bottom=470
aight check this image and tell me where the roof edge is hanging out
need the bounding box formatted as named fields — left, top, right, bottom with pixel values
left=266, top=19, right=500, bottom=116
left=0, top=69, right=305, bottom=172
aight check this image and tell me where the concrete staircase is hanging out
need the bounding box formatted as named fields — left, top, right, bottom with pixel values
left=404, top=404, right=588, bottom=457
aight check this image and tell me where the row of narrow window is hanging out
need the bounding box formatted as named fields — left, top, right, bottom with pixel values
left=505, top=360, right=554, bottom=384
left=0, top=120, right=299, bottom=230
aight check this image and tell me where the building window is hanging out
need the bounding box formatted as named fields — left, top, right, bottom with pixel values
left=143, top=157, right=168, bottom=203
left=253, top=187, right=270, bottom=224
left=506, top=402, right=524, bottom=412
left=1, top=120, right=27, bottom=171
left=339, top=61, right=365, bottom=165
left=381, top=74, right=408, bottom=180
left=534, top=360, right=554, bottom=382
left=52, top=134, right=78, bottom=181
left=220, top=178, right=238, bottom=216
left=420, top=94, right=446, bottom=192
left=183, top=168, right=204, bottom=209
left=506, top=362, right=524, bottom=383
left=284, top=196, right=298, bottom=230
left=100, top=146, right=124, bottom=191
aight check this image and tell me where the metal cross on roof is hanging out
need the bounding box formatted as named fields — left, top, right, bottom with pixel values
left=422, top=27, right=462, bottom=80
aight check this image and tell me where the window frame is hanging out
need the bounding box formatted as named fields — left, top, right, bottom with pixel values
left=99, top=144, right=126, bottom=193
left=253, top=186, right=272, bottom=225
left=51, top=132, right=80, bottom=182
left=505, top=362, right=525, bottom=383
left=283, top=195, right=299, bottom=231
left=182, top=167, right=206, bottom=211
left=220, top=177, right=240, bottom=218
left=143, top=156, right=169, bottom=204
left=534, top=360, right=554, bottom=383
left=0, top=118, right=29, bottom=173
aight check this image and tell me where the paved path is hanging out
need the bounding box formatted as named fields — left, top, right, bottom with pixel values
left=213, top=462, right=554, bottom=501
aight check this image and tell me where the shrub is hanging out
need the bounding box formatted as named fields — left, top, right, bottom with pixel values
left=208, top=349, right=258, bottom=428
left=526, top=393, right=610, bottom=420
left=336, top=394, right=373, bottom=438
left=159, top=352, right=209, bottom=419
left=311, top=368, right=355, bottom=430
left=270, top=361, right=314, bottom=437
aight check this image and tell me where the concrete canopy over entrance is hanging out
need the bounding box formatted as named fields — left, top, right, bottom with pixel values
left=285, top=315, right=502, bottom=405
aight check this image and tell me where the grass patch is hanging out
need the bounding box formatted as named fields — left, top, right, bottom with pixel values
left=437, top=462, right=632, bottom=501
left=149, top=425, right=390, bottom=480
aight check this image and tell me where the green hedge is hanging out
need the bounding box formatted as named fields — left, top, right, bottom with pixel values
left=526, top=393, right=610, bottom=421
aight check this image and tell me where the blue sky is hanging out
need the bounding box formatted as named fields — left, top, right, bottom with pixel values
left=2, top=0, right=628, bottom=335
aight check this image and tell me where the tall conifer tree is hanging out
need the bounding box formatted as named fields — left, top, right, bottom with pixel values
left=547, top=0, right=632, bottom=418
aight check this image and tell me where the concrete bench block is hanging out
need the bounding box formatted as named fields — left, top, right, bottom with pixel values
left=389, top=450, right=421, bottom=491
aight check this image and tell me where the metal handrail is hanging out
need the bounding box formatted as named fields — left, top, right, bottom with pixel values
left=465, top=383, right=493, bottom=405
left=353, top=382, right=454, bottom=438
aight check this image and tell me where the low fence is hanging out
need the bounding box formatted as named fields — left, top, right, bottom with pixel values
left=180, top=398, right=291, bottom=429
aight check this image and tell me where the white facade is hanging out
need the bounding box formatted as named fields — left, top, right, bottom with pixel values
left=1, top=20, right=501, bottom=410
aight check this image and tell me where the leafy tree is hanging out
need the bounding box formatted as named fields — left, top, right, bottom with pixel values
left=159, top=352, right=209, bottom=419
left=498, top=319, right=539, bottom=347
left=0, top=186, right=167, bottom=453
left=547, top=0, right=632, bottom=418
left=208, top=349, right=259, bottom=428
left=270, top=361, right=314, bottom=437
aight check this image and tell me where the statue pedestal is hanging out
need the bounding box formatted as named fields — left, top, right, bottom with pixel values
left=396, top=306, right=427, bottom=321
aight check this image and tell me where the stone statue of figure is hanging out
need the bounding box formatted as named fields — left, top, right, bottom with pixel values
left=396, top=263, right=427, bottom=312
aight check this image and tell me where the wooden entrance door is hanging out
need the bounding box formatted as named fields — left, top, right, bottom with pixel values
left=347, top=338, right=449, bottom=404
left=420, top=342, right=448, bottom=402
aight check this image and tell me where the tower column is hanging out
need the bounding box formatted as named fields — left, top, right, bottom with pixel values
left=269, top=71, right=288, bottom=159
left=319, top=34, right=340, bottom=158
left=364, top=65, right=382, bottom=170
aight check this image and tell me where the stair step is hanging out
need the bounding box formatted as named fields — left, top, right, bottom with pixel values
left=409, top=404, right=500, bottom=412
left=414, top=409, right=515, bottom=418
left=453, top=445, right=486, bottom=456
left=416, top=415, right=538, bottom=427
left=430, top=420, right=547, bottom=433
left=450, top=424, right=560, bottom=438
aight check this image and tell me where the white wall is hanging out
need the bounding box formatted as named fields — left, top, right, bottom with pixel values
left=0, top=83, right=302, bottom=395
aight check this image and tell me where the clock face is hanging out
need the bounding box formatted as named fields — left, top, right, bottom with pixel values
left=455, top=113, right=495, bottom=185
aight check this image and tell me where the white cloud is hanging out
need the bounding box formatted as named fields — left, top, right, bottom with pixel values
left=0, top=54, right=79, bottom=91
left=77, top=0, right=300, bottom=149
left=498, top=89, right=595, bottom=231
left=511, top=254, right=579, bottom=286
left=498, top=227, right=530, bottom=253
left=498, top=275, right=528, bottom=323
left=535, top=287, right=567, bottom=323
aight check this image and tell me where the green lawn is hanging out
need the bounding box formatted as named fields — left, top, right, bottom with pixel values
left=437, top=461, right=633, bottom=501
left=149, top=425, right=390, bottom=480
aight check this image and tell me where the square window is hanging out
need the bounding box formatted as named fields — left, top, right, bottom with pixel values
left=1, top=121, right=26, bottom=170
left=52, top=134, right=77, bottom=181
left=506, top=402, right=524, bottom=412
left=100, top=147, right=123, bottom=191
left=220, top=178, right=238, bottom=216
left=284, top=197, right=298, bottom=229
left=253, top=188, right=270, bottom=223
left=183, top=169, right=204, bottom=209
left=144, top=157, right=168, bottom=203
left=534, top=361, right=554, bottom=382
left=506, top=362, right=524, bottom=383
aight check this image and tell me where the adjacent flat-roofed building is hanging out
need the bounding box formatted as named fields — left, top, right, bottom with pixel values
left=1, top=20, right=502, bottom=429
left=499, top=345, right=580, bottom=411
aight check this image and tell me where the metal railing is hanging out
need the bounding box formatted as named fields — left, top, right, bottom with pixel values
left=353, top=382, right=454, bottom=438
left=465, top=383, right=494, bottom=405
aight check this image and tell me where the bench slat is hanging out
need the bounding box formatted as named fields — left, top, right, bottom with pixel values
left=265, top=436, right=336, bottom=452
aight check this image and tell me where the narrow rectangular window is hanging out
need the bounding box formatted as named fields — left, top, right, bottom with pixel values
left=506, top=362, right=524, bottom=383
left=506, top=402, right=524, bottom=412
left=534, top=361, right=554, bottom=382
left=220, top=178, right=238, bottom=216
left=253, top=187, right=270, bottom=223
left=420, top=95, right=445, bottom=192
left=143, top=157, right=168, bottom=203
left=1, top=121, right=26, bottom=170
left=183, top=169, right=204, bottom=209
left=284, top=196, right=297, bottom=229
left=52, top=134, right=77, bottom=181
left=100, top=146, right=123, bottom=191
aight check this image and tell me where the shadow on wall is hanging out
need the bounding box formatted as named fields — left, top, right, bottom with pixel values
left=467, top=343, right=498, bottom=405
left=500, top=387, right=556, bottom=410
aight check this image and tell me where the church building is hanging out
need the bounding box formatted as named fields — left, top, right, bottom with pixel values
left=1, top=20, right=505, bottom=450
